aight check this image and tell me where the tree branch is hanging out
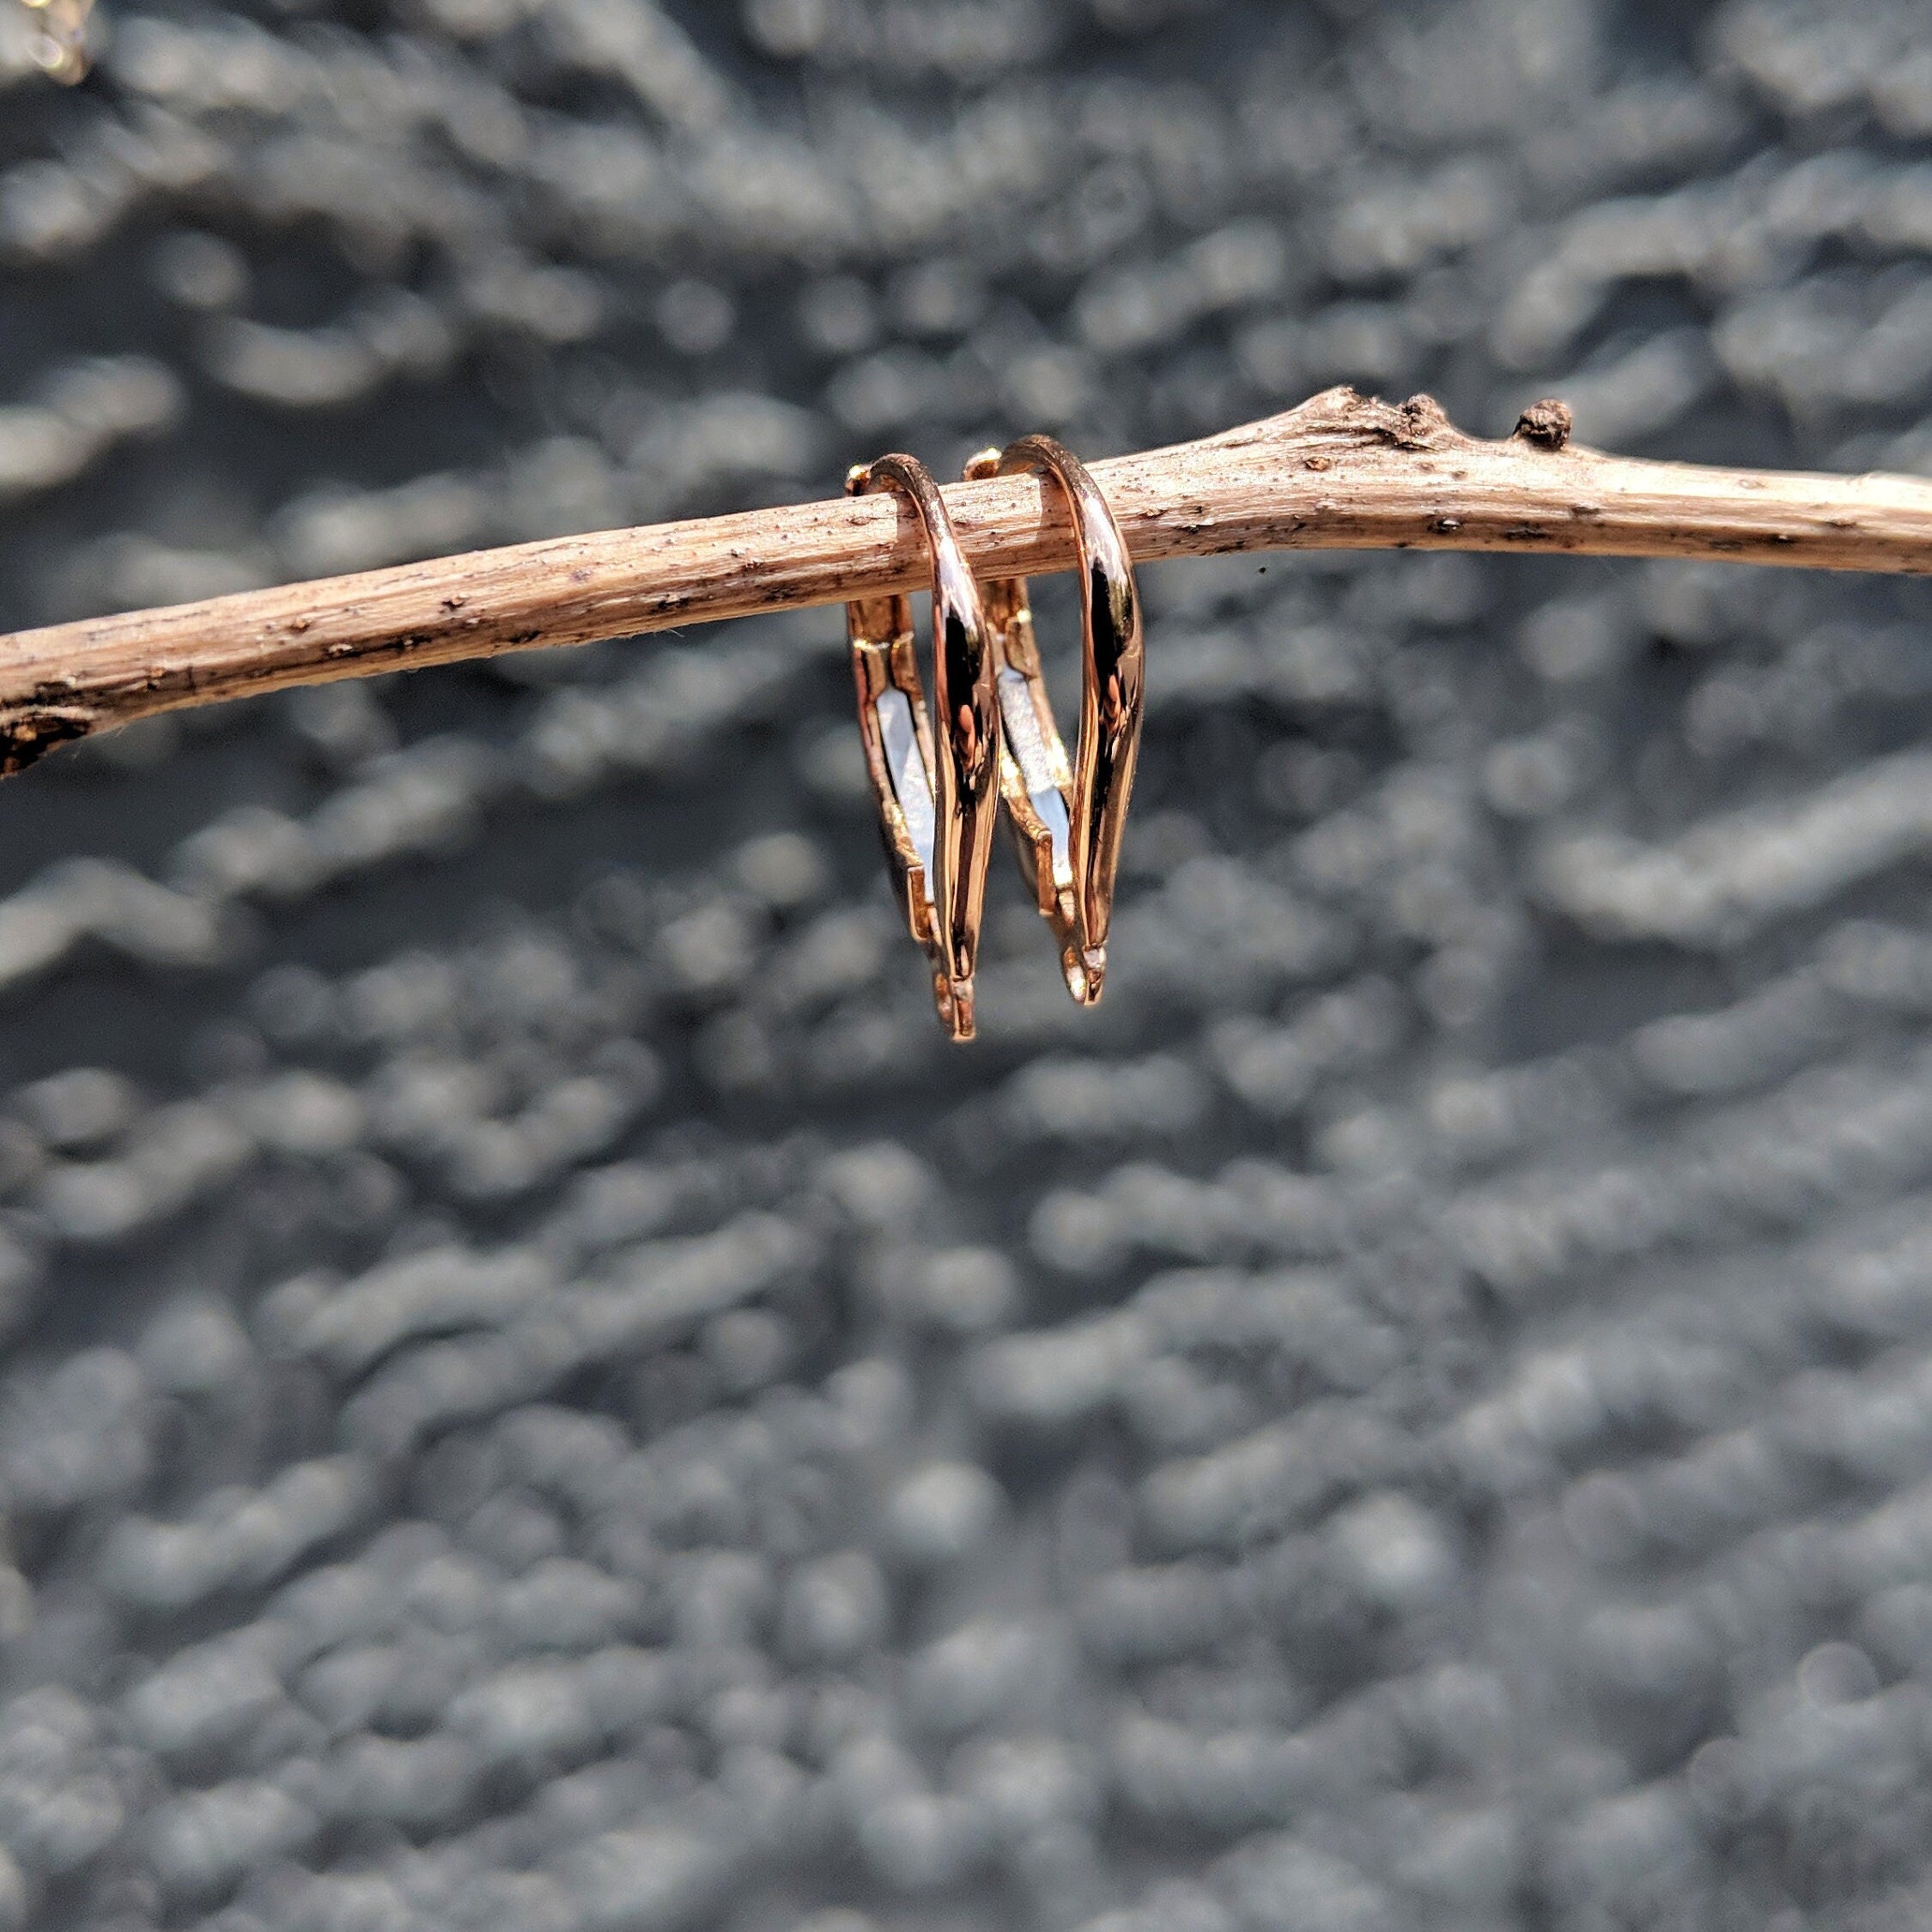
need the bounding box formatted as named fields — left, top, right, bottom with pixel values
left=4, top=386, right=1932, bottom=777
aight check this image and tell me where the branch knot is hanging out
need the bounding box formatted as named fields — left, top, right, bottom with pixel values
left=1513, top=398, right=1574, bottom=450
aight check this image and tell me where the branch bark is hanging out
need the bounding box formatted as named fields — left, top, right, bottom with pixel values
left=4, top=386, right=1932, bottom=775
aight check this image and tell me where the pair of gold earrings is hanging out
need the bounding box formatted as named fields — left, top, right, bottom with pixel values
left=846, top=440, right=1145, bottom=1041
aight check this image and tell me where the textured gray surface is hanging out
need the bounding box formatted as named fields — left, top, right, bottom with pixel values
left=6, top=1, right=1932, bottom=1927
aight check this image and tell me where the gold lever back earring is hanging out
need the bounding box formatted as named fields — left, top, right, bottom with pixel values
left=965, top=437, right=1145, bottom=1005
left=846, top=455, right=1001, bottom=1041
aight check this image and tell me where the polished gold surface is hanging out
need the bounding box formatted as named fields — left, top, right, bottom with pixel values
left=845, top=456, right=999, bottom=1042
left=971, top=437, right=1145, bottom=1005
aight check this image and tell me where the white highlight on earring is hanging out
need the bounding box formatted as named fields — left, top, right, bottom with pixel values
left=996, top=669, right=1072, bottom=890
left=874, top=688, right=936, bottom=895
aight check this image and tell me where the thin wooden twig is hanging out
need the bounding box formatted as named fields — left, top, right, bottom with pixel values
left=4, top=386, right=1932, bottom=777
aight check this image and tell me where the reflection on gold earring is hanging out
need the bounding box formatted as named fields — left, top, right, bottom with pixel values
left=966, top=436, right=1145, bottom=1005
left=846, top=454, right=1000, bottom=1041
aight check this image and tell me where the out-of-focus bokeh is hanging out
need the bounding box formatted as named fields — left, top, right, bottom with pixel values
left=5, top=1, right=1932, bottom=1926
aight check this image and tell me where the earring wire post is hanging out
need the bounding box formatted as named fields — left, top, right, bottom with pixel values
left=6, top=386, right=1932, bottom=777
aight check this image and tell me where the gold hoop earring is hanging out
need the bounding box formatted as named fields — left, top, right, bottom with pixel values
left=847, top=455, right=1001, bottom=1042
left=965, top=436, right=1145, bottom=1005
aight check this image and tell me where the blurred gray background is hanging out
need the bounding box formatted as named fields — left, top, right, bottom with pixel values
left=5, top=0, right=1932, bottom=1927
